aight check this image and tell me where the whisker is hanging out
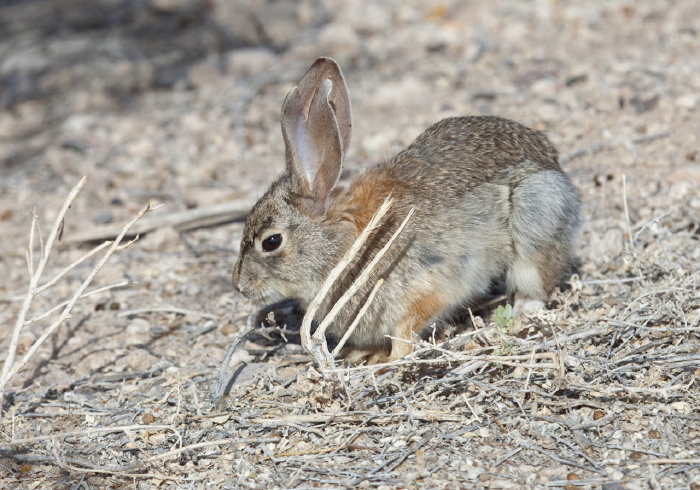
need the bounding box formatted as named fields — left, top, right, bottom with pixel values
left=268, top=286, right=285, bottom=304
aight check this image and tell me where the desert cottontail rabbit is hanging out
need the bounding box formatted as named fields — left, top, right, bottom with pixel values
left=233, top=57, right=580, bottom=363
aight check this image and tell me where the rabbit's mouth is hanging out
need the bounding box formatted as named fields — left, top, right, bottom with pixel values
left=236, top=281, right=289, bottom=309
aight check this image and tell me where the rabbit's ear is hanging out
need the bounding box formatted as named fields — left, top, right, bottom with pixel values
left=281, top=58, right=352, bottom=216
left=297, top=57, right=352, bottom=154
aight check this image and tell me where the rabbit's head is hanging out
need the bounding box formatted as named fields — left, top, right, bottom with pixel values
left=232, top=58, right=355, bottom=308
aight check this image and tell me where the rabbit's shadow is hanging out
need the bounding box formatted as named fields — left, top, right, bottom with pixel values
left=246, top=299, right=343, bottom=354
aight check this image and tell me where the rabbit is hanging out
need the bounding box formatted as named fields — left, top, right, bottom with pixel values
left=232, top=57, right=581, bottom=364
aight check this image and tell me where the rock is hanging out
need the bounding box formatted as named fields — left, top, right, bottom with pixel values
left=667, top=165, right=700, bottom=186
left=153, top=64, right=189, bottom=89
left=126, top=137, right=156, bottom=158
left=261, top=0, right=328, bottom=49
left=150, top=0, right=199, bottom=14
left=530, top=78, right=558, bottom=98
left=315, top=22, right=360, bottom=57
left=212, top=0, right=327, bottom=50
left=344, top=4, right=390, bottom=35
left=1, top=46, right=50, bottom=73
left=371, top=76, right=425, bottom=109
left=589, top=228, right=624, bottom=261
left=630, top=93, right=660, bottom=114
left=93, top=211, right=114, bottom=224
left=62, top=114, right=99, bottom=135
left=124, top=320, right=153, bottom=348
left=180, top=112, right=208, bottom=134
left=73, top=350, right=114, bottom=375
left=601, top=482, right=626, bottom=490
left=115, top=348, right=160, bottom=371
left=210, top=0, right=261, bottom=46
left=140, top=226, right=182, bottom=252
left=189, top=59, right=224, bottom=88
left=675, top=94, right=697, bottom=109
left=535, top=101, right=559, bottom=122
left=226, top=47, right=277, bottom=77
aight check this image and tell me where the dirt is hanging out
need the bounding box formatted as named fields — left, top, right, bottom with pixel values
left=1, top=0, right=699, bottom=488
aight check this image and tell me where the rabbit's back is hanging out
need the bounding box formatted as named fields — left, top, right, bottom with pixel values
left=388, top=116, right=561, bottom=192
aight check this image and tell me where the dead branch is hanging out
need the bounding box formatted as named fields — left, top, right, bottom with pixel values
left=299, top=197, right=393, bottom=370
left=118, top=307, right=218, bottom=320
left=332, top=278, right=384, bottom=356
left=5, top=424, right=179, bottom=445
left=250, top=410, right=462, bottom=426
left=24, top=280, right=131, bottom=325
left=211, top=314, right=255, bottom=407
left=0, top=176, right=88, bottom=410
left=0, top=191, right=155, bottom=411
left=300, top=198, right=414, bottom=371
left=64, top=198, right=254, bottom=244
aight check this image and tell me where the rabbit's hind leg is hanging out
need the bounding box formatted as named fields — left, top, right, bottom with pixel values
left=386, top=291, right=450, bottom=361
left=339, top=291, right=447, bottom=365
left=341, top=346, right=390, bottom=366
left=507, top=169, right=580, bottom=327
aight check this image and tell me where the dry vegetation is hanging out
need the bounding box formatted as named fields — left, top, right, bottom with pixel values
left=1, top=0, right=699, bottom=488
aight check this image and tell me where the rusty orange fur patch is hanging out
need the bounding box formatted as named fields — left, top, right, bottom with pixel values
left=390, top=292, right=446, bottom=359
left=347, top=166, right=407, bottom=232
left=402, top=292, right=445, bottom=333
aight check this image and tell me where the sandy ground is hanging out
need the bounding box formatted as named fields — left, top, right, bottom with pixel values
left=1, top=0, right=699, bottom=488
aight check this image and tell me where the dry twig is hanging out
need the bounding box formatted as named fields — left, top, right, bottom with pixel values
left=299, top=198, right=394, bottom=369
left=0, top=179, right=155, bottom=411
left=300, top=198, right=414, bottom=370
left=0, top=177, right=87, bottom=409
left=64, top=198, right=254, bottom=244
left=211, top=314, right=255, bottom=407
left=332, top=278, right=384, bottom=356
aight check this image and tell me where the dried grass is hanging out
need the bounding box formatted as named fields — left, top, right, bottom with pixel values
left=3, top=238, right=698, bottom=487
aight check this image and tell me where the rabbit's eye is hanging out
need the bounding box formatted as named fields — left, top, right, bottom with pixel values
left=261, top=234, right=283, bottom=252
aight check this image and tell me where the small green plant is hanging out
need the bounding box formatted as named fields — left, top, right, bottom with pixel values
left=493, top=304, right=514, bottom=330
left=493, top=339, right=515, bottom=357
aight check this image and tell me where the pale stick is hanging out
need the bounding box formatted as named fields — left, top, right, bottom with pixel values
left=0, top=176, right=87, bottom=409
left=299, top=198, right=394, bottom=369
left=0, top=197, right=155, bottom=410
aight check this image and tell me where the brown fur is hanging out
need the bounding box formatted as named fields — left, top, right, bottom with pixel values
left=390, top=292, right=448, bottom=359
left=346, top=167, right=408, bottom=232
